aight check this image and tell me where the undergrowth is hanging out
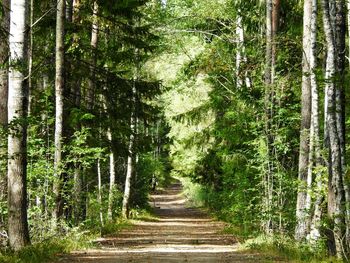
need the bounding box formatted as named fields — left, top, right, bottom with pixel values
left=177, top=176, right=206, bottom=207
left=0, top=229, right=93, bottom=263
left=241, top=235, right=339, bottom=263
left=178, top=176, right=336, bottom=262
left=0, top=219, right=132, bottom=263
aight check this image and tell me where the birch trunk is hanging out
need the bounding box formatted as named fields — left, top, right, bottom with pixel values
left=66, top=0, right=73, bottom=21
left=53, top=0, right=66, bottom=222
left=263, top=0, right=279, bottom=234
left=295, top=0, right=312, bottom=241
left=333, top=0, right=349, bottom=249
left=235, top=15, right=251, bottom=88
left=7, top=0, right=30, bottom=250
left=122, top=84, right=137, bottom=219
left=263, top=0, right=273, bottom=234
left=97, top=158, right=103, bottom=227
left=71, top=0, right=84, bottom=223
left=0, top=0, right=10, bottom=220
left=322, top=0, right=345, bottom=257
left=87, top=1, right=99, bottom=110
left=308, top=0, right=323, bottom=242
left=107, top=127, right=116, bottom=221
left=27, top=0, right=33, bottom=115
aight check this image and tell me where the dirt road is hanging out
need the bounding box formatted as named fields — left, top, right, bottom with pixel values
left=59, top=181, right=274, bottom=262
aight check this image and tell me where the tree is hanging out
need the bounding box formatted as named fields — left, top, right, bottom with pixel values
left=122, top=83, right=137, bottom=219
left=0, top=0, right=9, bottom=126
left=263, top=0, right=280, bottom=234
left=7, top=0, right=30, bottom=250
left=0, top=0, right=10, bottom=221
left=295, top=0, right=312, bottom=241
left=308, top=0, right=322, bottom=242
left=53, top=0, right=66, bottom=221
left=322, top=0, right=346, bottom=257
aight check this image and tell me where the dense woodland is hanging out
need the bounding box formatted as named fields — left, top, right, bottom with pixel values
left=1, top=0, right=350, bottom=261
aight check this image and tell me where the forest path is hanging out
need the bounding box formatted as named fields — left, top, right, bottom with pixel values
left=59, top=180, right=276, bottom=262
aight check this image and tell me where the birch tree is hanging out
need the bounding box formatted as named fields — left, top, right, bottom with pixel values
left=87, top=0, right=99, bottom=110
left=53, top=0, right=66, bottom=221
left=0, top=0, right=10, bottom=126
left=0, top=0, right=10, bottom=214
left=7, top=0, right=30, bottom=250
left=333, top=0, right=350, bottom=249
left=122, top=83, right=137, bottom=219
left=107, top=125, right=116, bottom=221
left=263, top=0, right=279, bottom=234
left=322, top=0, right=346, bottom=257
left=295, top=0, right=312, bottom=241
left=308, top=0, right=322, bottom=242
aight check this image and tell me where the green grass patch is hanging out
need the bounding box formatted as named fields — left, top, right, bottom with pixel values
left=0, top=218, right=135, bottom=263
left=240, top=234, right=336, bottom=262
left=0, top=228, right=95, bottom=263
left=100, top=219, right=132, bottom=237
left=129, top=208, right=159, bottom=222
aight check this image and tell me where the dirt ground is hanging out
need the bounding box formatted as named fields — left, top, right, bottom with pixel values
left=56, top=181, right=279, bottom=262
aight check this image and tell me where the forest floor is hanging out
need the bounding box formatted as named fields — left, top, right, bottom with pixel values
left=57, top=181, right=282, bottom=262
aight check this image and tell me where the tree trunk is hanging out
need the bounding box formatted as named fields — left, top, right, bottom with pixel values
left=308, top=0, right=323, bottom=242
left=7, top=0, right=31, bottom=250
left=322, top=0, right=345, bottom=257
left=97, top=158, right=104, bottom=228
left=0, top=0, right=10, bottom=223
left=66, top=0, right=73, bottom=21
left=263, top=0, right=279, bottom=234
left=27, top=0, right=33, bottom=115
left=295, top=0, right=312, bottom=242
left=107, top=127, right=116, bottom=221
left=333, top=0, right=349, bottom=249
left=53, top=0, right=66, bottom=222
left=122, top=85, right=137, bottom=219
left=87, top=1, right=99, bottom=111
left=263, top=0, right=273, bottom=234
left=235, top=14, right=251, bottom=88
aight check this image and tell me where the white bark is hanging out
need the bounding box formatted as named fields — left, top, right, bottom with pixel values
left=322, top=0, right=345, bottom=257
left=107, top=127, right=116, bottom=221
left=308, top=0, right=322, bottom=242
left=122, top=84, right=137, bottom=219
left=295, top=0, right=312, bottom=241
left=8, top=0, right=30, bottom=250
left=97, top=158, right=104, bottom=227
left=87, top=1, right=99, bottom=110
left=53, top=0, right=66, bottom=222
left=0, top=0, right=10, bottom=216
left=235, top=15, right=251, bottom=89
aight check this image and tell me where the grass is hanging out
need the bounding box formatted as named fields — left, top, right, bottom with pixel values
left=0, top=230, right=93, bottom=263
left=238, top=234, right=340, bottom=263
left=175, top=176, right=341, bottom=262
left=129, top=208, right=160, bottom=222
left=100, top=219, right=132, bottom=237
left=0, top=219, right=133, bottom=263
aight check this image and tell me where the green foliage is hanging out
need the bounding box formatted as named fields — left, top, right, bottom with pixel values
left=178, top=176, right=206, bottom=207
left=0, top=228, right=95, bottom=263
left=100, top=220, right=131, bottom=237
left=242, top=235, right=332, bottom=263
